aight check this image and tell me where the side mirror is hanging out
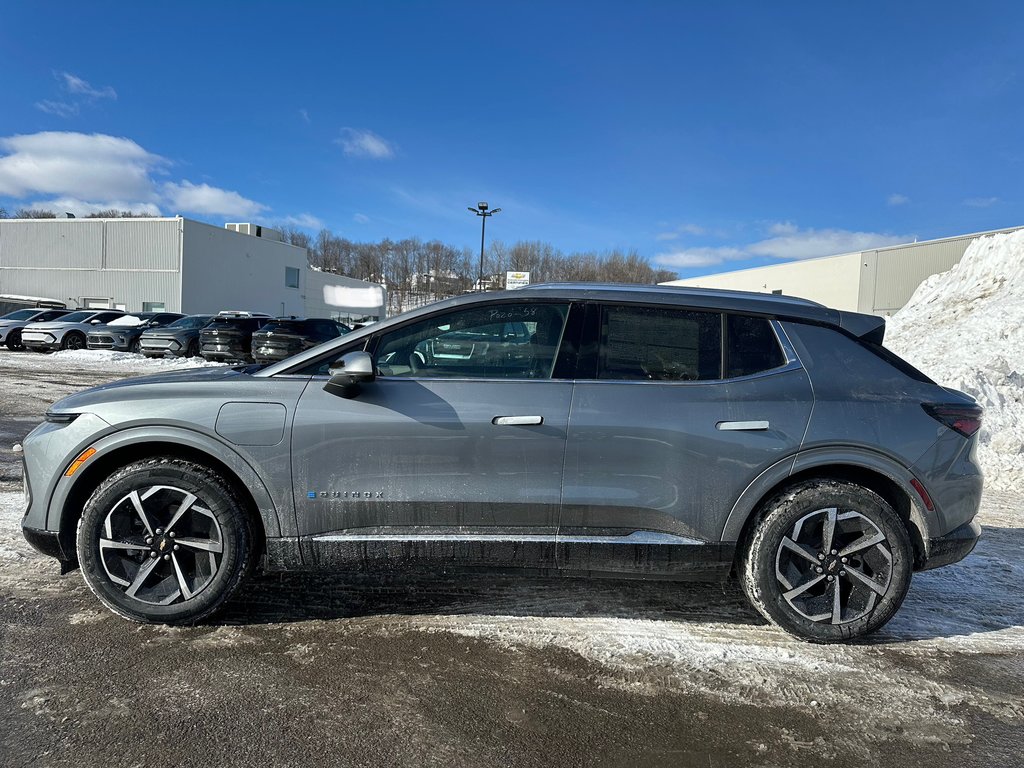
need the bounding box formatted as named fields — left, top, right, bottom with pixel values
left=324, top=350, right=375, bottom=398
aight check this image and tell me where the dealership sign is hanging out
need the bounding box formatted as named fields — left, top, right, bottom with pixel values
left=506, top=271, right=531, bottom=289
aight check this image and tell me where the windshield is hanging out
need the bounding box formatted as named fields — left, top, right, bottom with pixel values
left=57, top=311, right=94, bottom=323
left=167, top=315, right=213, bottom=329
left=1, top=309, right=39, bottom=321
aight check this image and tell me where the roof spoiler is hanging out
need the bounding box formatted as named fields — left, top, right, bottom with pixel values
left=836, top=310, right=886, bottom=345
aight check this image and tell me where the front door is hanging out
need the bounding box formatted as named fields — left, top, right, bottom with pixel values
left=290, top=300, right=575, bottom=569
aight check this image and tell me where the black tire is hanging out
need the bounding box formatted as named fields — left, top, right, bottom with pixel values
left=76, top=457, right=253, bottom=624
left=62, top=332, right=86, bottom=351
left=130, top=338, right=142, bottom=354
left=185, top=339, right=200, bottom=358
left=740, top=479, right=913, bottom=643
left=6, top=330, right=25, bottom=351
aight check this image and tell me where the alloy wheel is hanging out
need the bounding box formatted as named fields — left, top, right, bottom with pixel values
left=774, top=507, right=893, bottom=625
left=98, top=485, right=224, bottom=606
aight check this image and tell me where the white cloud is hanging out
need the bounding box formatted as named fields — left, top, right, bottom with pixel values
left=0, top=132, right=165, bottom=200
left=963, top=196, right=999, bottom=208
left=655, top=223, right=706, bottom=241
left=654, top=223, right=912, bottom=271
left=282, top=212, right=323, bottom=229
left=35, top=100, right=79, bottom=118
left=887, top=193, right=910, bottom=206
left=59, top=72, right=117, bottom=100
left=353, top=213, right=370, bottom=224
left=163, top=181, right=267, bottom=218
left=336, top=128, right=395, bottom=159
left=29, top=197, right=162, bottom=216
left=34, top=72, right=116, bottom=118
left=299, top=109, right=310, bottom=124
left=0, top=131, right=269, bottom=221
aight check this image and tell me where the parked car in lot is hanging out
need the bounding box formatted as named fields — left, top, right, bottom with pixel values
left=199, top=311, right=272, bottom=363
left=21, top=309, right=126, bottom=352
left=86, top=312, right=185, bottom=354
left=250, top=317, right=352, bottom=363
left=138, top=314, right=214, bottom=359
left=21, top=284, right=983, bottom=641
left=0, top=308, right=72, bottom=350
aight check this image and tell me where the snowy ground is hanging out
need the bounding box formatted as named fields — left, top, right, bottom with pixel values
left=1, top=349, right=1022, bottom=766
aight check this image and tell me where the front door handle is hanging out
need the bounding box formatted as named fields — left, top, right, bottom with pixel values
left=492, top=415, right=544, bottom=426
left=716, top=420, right=769, bottom=431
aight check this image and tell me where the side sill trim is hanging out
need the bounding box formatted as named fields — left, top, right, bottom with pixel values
left=310, top=531, right=705, bottom=546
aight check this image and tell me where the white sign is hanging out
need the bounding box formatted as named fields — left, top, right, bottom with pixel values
left=506, top=271, right=531, bottom=289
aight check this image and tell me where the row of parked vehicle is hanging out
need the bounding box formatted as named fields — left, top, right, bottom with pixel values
left=0, top=307, right=352, bottom=364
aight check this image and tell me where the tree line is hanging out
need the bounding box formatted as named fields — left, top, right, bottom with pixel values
left=280, top=227, right=677, bottom=315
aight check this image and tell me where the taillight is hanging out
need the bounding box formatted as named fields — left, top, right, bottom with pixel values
left=922, top=403, right=983, bottom=437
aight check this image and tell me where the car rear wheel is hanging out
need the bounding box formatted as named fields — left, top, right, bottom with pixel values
left=5, top=330, right=24, bottom=350
left=740, top=479, right=913, bottom=643
left=186, top=339, right=200, bottom=357
left=76, top=457, right=253, bottom=624
left=130, top=338, right=142, bottom=354
left=62, top=332, right=86, bottom=351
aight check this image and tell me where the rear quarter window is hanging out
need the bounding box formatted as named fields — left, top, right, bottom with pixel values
left=726, top=315, right=786, bottom=377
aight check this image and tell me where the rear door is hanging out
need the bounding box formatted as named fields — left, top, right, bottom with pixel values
left=290, top=300, right=580, bottom=569
left=557, top=303, right=813, bottom=575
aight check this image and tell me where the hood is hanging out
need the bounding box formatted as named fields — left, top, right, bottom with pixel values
left=28, top=320, right=87, bottom=331
left=50, top=365, right=247, bottom=412
left=141, top=327, right=193, bottom=339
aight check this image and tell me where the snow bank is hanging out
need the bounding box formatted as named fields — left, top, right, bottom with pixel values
left=0, top=349, right=226, bottom=373
left=887, top=230, right=1024, bottom=490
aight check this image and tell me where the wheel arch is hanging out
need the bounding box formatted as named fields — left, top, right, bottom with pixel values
left=52, top=429, right=282, bottom=565
left=723, top=449, right=930, bottom=570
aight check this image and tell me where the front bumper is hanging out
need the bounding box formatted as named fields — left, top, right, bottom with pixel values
left=87, top=336, right=131, bottom=351
left=920, top=518, right=982, bottom=571
left=22, top=333, right=60, bottom=350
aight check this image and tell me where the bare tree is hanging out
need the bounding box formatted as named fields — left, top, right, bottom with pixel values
left=15, top=208, right=57, bottom=218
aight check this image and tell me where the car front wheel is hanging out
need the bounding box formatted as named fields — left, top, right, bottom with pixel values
left=76, top=457, right=253, bottom=624
left=62, top=332, right=86, bottom=351
left=6, top=330, right=25, bottom=350
left=741, top=479, right=913, bottom=643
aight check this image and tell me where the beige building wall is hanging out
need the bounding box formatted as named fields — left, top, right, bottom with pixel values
left=664, top=252, right=863, bottom=310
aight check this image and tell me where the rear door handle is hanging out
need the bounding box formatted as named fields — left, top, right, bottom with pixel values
left=716, top=420, right=769, bottom=431
left=492, top=415, right=544, bottom=426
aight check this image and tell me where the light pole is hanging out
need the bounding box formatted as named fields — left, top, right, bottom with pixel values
left=468, top=201, right=500, bottom=291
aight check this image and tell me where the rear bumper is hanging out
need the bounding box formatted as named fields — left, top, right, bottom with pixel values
left=920, top=518, right=981, bottom=571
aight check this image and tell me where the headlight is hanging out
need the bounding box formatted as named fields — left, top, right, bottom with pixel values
left=44, top=412, right=80, bottom=424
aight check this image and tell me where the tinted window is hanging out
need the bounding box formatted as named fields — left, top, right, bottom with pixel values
left=1, top=309, right=39, bottom=321
left=92, top=312, right=125, bottom=323
left=375, top=303, right=569, bottom=379
left=598, top=306, right=722, bottom=381
left=726, top=315, right=785, bottom=377
left=37, top=310, right=69, bottom=321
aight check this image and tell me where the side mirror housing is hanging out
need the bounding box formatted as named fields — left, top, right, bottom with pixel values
left=324, top=350, right=375, bottom=398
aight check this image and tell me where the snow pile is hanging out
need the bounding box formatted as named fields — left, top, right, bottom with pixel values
left=0, top=349, right=226, bottom=372
left=887, top=230, right=1024, bottom=490
left=106, top=315, right=146, bottom=327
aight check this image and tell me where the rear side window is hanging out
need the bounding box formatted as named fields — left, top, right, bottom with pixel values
left=726, top=315, right=785, bottom=377
left=598, top=306, right=722, bottom=381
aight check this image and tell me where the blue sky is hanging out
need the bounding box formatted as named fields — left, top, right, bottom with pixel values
left=1, top=1, right=1021, bottom=278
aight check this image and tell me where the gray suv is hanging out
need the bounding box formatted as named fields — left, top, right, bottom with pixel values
left=19, top=285, right=983, bottom=642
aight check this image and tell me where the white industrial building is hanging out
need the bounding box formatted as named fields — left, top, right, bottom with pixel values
left=664, top=225, right=1024, bottom=315
left=0, top=217, right=386, bottom=323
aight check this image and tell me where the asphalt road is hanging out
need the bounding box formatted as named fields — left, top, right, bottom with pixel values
left=1, top=350, right=1021, bottom=768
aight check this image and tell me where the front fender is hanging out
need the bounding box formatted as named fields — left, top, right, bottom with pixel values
left=49, top=425, right=284, bottom=538
left=720, top=446, right=928, bottom=544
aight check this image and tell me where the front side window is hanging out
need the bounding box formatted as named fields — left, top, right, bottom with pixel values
left=597, top=305, right=722, bottom=381
left=375, top=303, right=569, bottom=379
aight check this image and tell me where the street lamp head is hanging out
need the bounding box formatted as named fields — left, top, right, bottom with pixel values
left=477, top=201, right=489, bottom=211
left=467, top=207, right=478, bottom=214
left=491, top=208, right=502, bottom=214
